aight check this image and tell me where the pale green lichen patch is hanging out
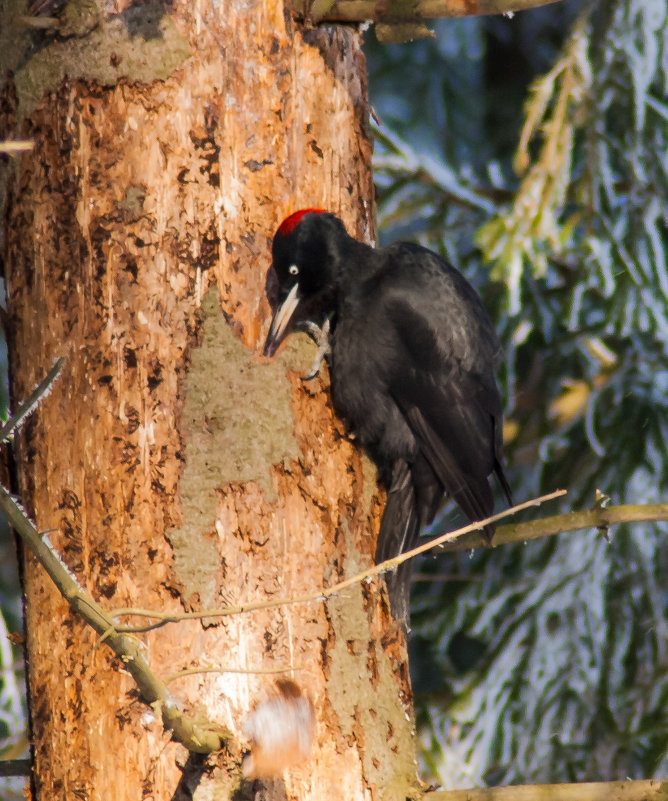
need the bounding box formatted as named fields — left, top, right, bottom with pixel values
left=326, top=587, right=419, bottom=799
left=13, top=1, right=190, bottom=122
left=118, top=186, right=146, bottom=222
left=167, top=288, right=312, bottom=607
left=324, top=520, right=418, bottom=798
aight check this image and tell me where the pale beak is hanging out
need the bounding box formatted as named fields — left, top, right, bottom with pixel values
left=263, top=283, right=300, bottom=357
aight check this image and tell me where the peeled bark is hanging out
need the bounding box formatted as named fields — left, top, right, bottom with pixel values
left=0, top=2, right=417, bottom=799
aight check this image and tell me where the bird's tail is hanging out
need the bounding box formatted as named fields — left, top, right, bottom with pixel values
left=450, top=477, right=496, bottom=542
left=376, top=460, right=421, bottom=623
left=495, top=458, right=513, bottom=507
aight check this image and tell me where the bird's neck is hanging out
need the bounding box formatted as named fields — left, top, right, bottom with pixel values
left=332, top=235, right=379, bottom=291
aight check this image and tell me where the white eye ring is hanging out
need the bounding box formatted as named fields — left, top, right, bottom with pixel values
left=288, top=264, right=299, bottom=276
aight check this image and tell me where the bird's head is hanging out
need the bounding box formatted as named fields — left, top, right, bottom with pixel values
left=263, top=209, right=348, bottom=357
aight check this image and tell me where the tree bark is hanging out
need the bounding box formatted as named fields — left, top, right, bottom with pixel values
left=0, top=2, right=417, bottom=799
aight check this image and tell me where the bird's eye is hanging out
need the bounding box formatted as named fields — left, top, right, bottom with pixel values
left=288, top=264, right=299, bottom=276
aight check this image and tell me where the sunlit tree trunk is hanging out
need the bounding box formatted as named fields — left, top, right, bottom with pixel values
left=0, top=2, right=417, bottom=799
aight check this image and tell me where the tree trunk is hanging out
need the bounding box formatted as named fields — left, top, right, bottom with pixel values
left=0, top=3, right=417, bottom=799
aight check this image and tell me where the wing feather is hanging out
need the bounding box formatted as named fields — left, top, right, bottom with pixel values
left=381, top=258, right=508, bottom=536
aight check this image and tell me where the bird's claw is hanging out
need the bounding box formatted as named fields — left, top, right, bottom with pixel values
left=300, top=318, right=331, bottom=380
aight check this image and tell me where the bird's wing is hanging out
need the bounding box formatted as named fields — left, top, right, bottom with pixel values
left=394, top=376, right=497, bottom=529
left=380, top=267, right=507, bottom=528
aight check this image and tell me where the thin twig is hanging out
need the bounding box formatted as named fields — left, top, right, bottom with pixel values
left=0, top=139, right=35, bottom=154
left=111, top=490, right=566, bottom=631
left=0, top=357, right=65, bottom=444
left=11, top=16, right=59, bottom=29
left=165, top=664, right=305, bottom=684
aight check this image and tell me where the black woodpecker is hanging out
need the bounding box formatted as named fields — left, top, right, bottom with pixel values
left=263, top=209, right=512, bottom=622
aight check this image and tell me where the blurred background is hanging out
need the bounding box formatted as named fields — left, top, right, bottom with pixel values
left=366, top=0, right=667, bottom=788
left=0, top=0, right=666, bottom=793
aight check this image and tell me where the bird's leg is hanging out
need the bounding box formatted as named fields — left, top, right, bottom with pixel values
left=300, top=316, right=331, bottom=381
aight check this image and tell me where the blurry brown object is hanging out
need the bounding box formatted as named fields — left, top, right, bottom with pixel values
left=242, top=680, right=315, bottom=779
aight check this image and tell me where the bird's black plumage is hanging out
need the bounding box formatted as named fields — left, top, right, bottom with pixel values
left=264, top=210, right=512, bottom=621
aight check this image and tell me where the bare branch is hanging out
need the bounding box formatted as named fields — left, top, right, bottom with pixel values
left=0, top=759, right=31, bottom=777
left=0, top=485, right=231, bottom=753
left=294, top=0, right=564, bottom=24
left=436, top=503, right=668, bottom=552
left=427, top=778, right=668, bottom=801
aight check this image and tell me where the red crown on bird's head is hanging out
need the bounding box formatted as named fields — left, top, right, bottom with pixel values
left=277, top=208, right=326, bottom=237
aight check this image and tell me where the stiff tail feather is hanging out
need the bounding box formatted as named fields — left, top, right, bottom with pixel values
left=376, top=460, right=420, bottom=623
